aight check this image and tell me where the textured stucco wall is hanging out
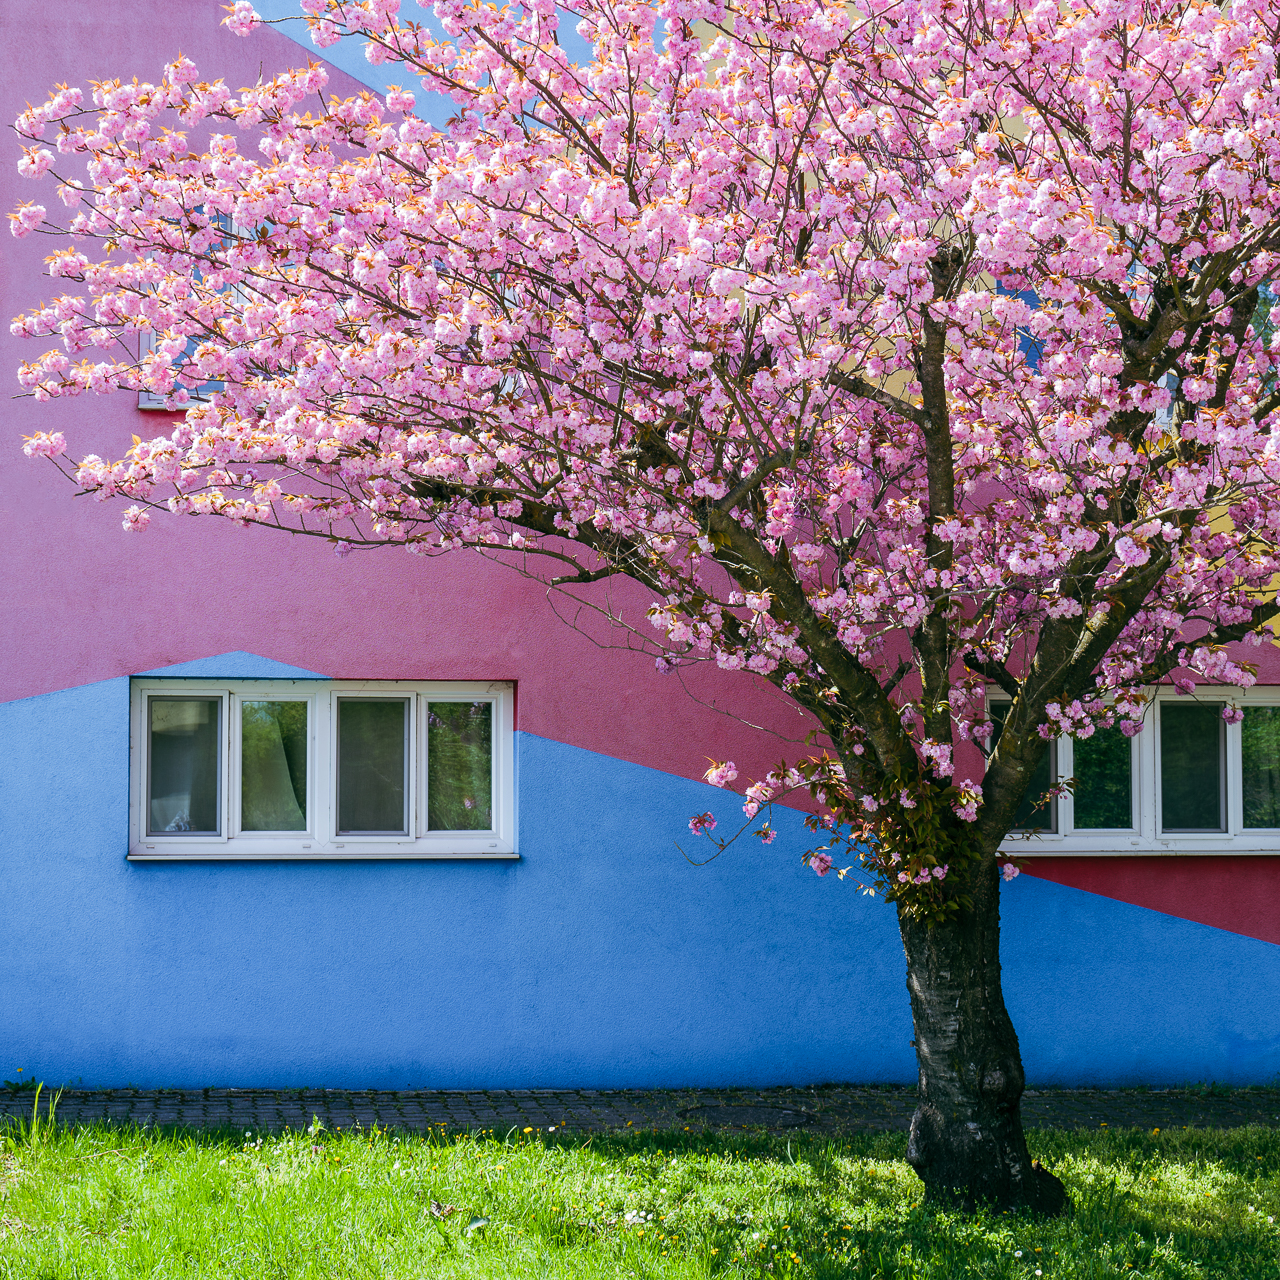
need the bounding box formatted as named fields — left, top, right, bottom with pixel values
left=3, top=655, right=1278, bottom=1088
left=3, top=0, right=1278, bottom=1087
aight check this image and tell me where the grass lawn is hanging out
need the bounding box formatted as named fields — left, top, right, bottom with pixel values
left=2, top=1106, right=1278, bottom=1278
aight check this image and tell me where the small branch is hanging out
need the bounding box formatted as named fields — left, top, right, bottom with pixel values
left=962, top=655, right=1019, bottom=698
left=884, top=657, right=913, bottom=695
left=828, top=371, right=930, bottom=429
left=714, top=451, right=791, bottom=513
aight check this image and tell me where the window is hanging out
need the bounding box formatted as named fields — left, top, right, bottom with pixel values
left=130, top=681, right=515, bottom=860
left=991, top=690, right=1280, bottom=854
left=137, top=211, right=245, bottom=411
left=987, top=703, right=1057, bottom=832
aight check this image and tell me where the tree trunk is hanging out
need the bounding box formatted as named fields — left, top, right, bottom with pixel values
left=897, top=856, right=1068, bottom=1215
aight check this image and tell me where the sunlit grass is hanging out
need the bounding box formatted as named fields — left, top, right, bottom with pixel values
left=1, top=1112, right=1278, bottom=1278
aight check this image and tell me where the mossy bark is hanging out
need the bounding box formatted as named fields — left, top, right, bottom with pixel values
left=897, top=858, right=1068, bottom=1215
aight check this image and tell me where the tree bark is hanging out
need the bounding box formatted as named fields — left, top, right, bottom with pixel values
left=897, top=857, right=1068, bottom=1215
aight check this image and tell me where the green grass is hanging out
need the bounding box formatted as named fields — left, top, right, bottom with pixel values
left=2, top=1112, right=1279, bottom=1279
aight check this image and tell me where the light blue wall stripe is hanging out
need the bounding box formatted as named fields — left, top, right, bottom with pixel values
left=3, top=663, right=1277, bottom=1087
left=250, top=0, right=596, bottom=130
left=137, top=652, right=326, bottom=680
left=250, top=0, right=467, bottom=129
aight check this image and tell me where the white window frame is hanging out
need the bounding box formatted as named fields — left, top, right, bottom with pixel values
left=136, top=327, right=225, bottom=410
left=992, top=686, right=1280, bottom=855
left=129, top=679, right=517, bottom=861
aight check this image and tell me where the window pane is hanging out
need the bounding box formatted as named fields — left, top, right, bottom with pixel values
left=241, top=701, right=307, bottom=832
left=988, top=704, right=1056, bottom=831
left=1243, top=706, right=1280, bottom=828
left=149, top=699, right=220, bottom=834
left=1160, top=702, right=1224, bottom=831
left=337, top=700, right=407, bottom=834
left=1073, top=724, right=1134, bottom=829
left=428, top=702, right=493, bottom=831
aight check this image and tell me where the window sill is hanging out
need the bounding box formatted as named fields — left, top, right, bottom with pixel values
left=1000, top=841, right=1280, bottom=856
left=127, top=850, right=520, bottom=862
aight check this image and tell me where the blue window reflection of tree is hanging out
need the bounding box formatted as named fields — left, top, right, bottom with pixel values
left=138, top=209, right=238, bottom=410
left=995, top=281, right=1044, bottom=370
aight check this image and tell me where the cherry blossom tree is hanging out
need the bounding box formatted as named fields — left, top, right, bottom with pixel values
left=14, top=0, right=1280, bottom=1212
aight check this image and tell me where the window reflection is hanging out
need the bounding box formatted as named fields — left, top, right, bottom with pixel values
left=148, top=698, right=220, bottom=834
left=1160, top=702, right=1224, bottom=831
left=337, top=699, right=408, bottom=834
left=1073, top=724, right=1134, bottom=829
left=1243, top=706, right=1280, bottom=828
left=241, top=701, right=307, bottom=831
left=427, top=702, right=493, bottom=831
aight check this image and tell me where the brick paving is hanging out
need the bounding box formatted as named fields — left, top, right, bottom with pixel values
left=2, top=1085, right=1278, bottom=1136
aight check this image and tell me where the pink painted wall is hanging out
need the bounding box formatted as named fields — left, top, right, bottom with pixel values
left=0, top=0, right=815, bottom=788
left=1027, top=856, right=1280, bottom=946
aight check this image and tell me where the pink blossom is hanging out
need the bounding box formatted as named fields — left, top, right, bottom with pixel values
left=121, top=505, right=150, bottom=533
left=810, top=852, right=833, bottom=877
left=1223, top=705, right=1245, bottom=725
left=951, top=781, right=982, bottom=823
left=1000, top=863, right=1020, bottom=882
left=688, top=811, right=716, bottom=835
left=1114, top=536, right=1149, bottom=567
left=920, top=739, right=954, bottom=778
left=756, top=824, right=777, bottom=844
left=704, top=761, right=738, bottom=788
left=13, top=0, right=1280, bottom=906
left=22, top=431, right=66, bottom=458
left=17, top=148, right=53, bottom=179
left=8, top=203, right=45, bottom=237
left=222, top=2, right=261, bottom=36
left=310, top=18, right=341, bottom=47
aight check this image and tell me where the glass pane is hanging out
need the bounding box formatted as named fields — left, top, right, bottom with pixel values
left=149, top=698, right=220, bottom=834
left=1160, top=702, right=1223, bottom=831
left=1243, top=707, right=1280, bottom=828
left=428, top=702, right=493, bottom=831
left=241, top=701, right=307, bottom=832
left=338, top=700, right=407, bottom=834
left=1073, top=724, right=1134, bottom=829
left=988, top=704, right=1056, bottom=831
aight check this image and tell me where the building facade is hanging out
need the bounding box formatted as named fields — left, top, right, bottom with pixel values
left=2, top=0, right=1277, bottom=1090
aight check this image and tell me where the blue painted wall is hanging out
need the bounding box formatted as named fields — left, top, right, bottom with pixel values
left=3, top=659, right=1278, bottom=1087
left=1003, top=875, right=1280, bottom=1086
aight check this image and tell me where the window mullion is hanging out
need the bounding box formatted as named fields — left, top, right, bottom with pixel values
left=227, top=690, right=237, bottom=840
left=1227, top=714, right=1243, bottom=836
left=1058, top=734, right=1074, bottom=836
left=414, top=693, right=423, bottom=840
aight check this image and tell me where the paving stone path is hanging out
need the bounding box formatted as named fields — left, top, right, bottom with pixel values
left=3, top=1085, right=1278, bottom=1136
